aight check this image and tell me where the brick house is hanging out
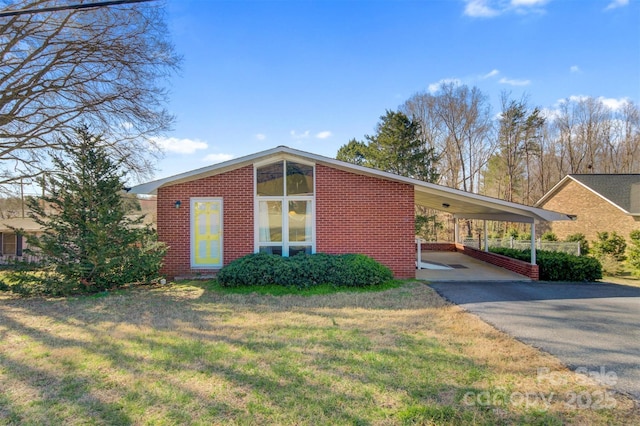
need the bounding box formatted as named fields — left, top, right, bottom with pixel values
left=536, top=174, right=640, bottom=242
left=0, top=217, right=42, bottom=263
left=131, top=146, right=569, bottom=279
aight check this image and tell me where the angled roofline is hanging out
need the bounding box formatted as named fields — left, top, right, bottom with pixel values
left=536, top=174, right=636, bottom=216
left=535, top=175, right=573, bottom=207
left=131, top=145, right=571, bottom=223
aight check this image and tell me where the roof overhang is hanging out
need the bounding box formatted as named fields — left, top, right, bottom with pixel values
left=130, top=146, right=572, bottom=223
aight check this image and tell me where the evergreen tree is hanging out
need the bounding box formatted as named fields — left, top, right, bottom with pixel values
left=337, top=110, right=439, bottom=183
left=13, top=126, right=165, bottom=295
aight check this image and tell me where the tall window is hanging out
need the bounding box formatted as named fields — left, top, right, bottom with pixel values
left=256, top=160, right=314, bottom=256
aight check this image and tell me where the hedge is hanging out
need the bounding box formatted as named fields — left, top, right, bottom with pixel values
left=489, top=247, right=602, bottom=281
left=216, top=252, right=393, bottom=289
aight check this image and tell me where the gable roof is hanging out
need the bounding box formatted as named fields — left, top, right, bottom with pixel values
left=536, top=174, right=640, bottom=216
left=130, top=146, right=571, bottom=224
left=0, top=217, right=42, bottom=232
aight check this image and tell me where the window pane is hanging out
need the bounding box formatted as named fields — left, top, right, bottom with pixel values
left=289, top=246, right=311, bottom=256
left=3, top=233, right=16, bottom=255
left=257, top=162, right=284, bottom=196
left=258, top=201, right=282, bottom=242
left=288, top=200, right=312, bottom=242
left=286, top=161, right=314, bottom=195
left=259, top=246, right=283, bottom=256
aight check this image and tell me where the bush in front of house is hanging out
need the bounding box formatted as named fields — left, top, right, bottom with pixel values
left=592, top=231, right=627, bottom=262
left=489, top=247, right=602, bottom=281
left=217, top=252, right=393, bottom=289
left=627, top=230, right=640, bottom=277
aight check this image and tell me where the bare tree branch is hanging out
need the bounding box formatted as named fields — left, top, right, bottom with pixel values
left=0, top=0, right=180, bottom=186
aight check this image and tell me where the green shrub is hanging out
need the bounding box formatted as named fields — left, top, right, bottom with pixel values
left=505, top=227, right=519, bottom=239
left=489, top=247, right=602, bottom=281
left=217, top=253, right=393, bottom=289
left=592, top=231, right=627, bottom=262
left=327, top=254, right=394, bottom=287
left=627, top=229, right=640, bottom=277
left=565, top=233, right=589, bottom=255
left=541, top=231, right=558, bottom=242
left=517, top=233, right=531, bottom=241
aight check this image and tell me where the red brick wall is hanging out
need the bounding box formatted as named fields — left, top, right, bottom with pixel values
left=419, top=242, right=456, bottom=252
left=157, top=166, right=254, bottom=278
left=315, top=164, right=416, bottom=278
left=156, top=163, right=417, bottom=279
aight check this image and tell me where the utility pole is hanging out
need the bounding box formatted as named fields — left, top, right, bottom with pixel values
left=20, top=178, right=25, bottom=218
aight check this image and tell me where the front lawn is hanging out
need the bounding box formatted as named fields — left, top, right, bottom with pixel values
left=0, top=282, right=637, bottom=425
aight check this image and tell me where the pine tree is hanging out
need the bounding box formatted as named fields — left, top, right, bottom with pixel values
left=337, top=110, right=439, bottom=183
left=15, top=126, right=165, bottom=295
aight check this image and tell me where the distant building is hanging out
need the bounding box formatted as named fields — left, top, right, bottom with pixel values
left=536, top=174, right=640, bottom=242
left=0, top=217, right=42, bottom=262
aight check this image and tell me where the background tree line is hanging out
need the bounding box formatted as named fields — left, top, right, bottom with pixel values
left=340, top=82, right=640, bottom=208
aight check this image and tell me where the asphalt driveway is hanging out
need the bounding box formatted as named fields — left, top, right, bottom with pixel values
left=429, top=280, right=640, bottom=401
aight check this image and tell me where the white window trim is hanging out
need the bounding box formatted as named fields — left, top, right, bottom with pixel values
left=254, top=160, right=316, bottom=256
left=190, top=197, right=223, bottom=268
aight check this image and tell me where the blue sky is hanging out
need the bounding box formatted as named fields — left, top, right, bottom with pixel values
left=151, top=0, right=640, bottom=181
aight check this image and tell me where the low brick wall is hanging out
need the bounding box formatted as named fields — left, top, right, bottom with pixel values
left=454, top=243, right=539, bottom=280
left=417, top=242, right=456, bottom=252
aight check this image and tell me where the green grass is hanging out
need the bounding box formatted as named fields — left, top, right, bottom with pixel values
left=0, top=282, right=636, bottom=425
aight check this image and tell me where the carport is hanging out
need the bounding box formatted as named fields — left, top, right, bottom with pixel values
left=410, top=181, right=572, bottom=279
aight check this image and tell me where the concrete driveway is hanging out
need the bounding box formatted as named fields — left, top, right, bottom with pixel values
left=429, top=280, right=640, bottom=401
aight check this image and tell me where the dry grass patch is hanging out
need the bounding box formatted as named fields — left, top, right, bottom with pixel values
left=0, top=282, right=637, bottom=425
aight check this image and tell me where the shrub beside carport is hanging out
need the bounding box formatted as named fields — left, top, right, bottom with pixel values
left=489, top=248, right=602, bottom=281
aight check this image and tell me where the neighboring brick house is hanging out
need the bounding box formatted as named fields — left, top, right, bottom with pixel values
left=131, top=146, right=569, bottom=279
left=0, top=217, right=42, bottom=262
left=536, top=174, right=640, bottom=242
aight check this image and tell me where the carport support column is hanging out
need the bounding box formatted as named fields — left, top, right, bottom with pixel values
left=454, top=219, right=459, bottom=245
left=483, top=220, right=488, bottom=252
left=530, top=222, right=536, bottom=265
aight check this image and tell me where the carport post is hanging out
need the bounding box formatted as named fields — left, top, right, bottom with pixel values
left=454, top=220, right=459, bottom=244
left=530, top=222, right=536, bottom=265
left=483, top=220, right=488, bottom=252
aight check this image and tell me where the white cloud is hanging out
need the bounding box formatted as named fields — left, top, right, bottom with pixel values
left=499, top=77, right=531, bottom=86
left=463, top=0, right=548, bottom=17
left=203, top=153, right=234, bottom=163
left=605, top=0, right=628, bottom=10
left=255, top=133, right=266, bottom=141
left=464, top=0, right=499, bottom=17
left=511, top=0, right=547, bottom=6
left=481, top=69, right=500, bottom=79
left=540, top=107, right=560, bottom=121
left=566, top=95, right=589, bottom=103
left=428, top=78, right=462, bottom=93
left=290, top=130, right=310, bottom=139
left=599, top=96, right=630, bottom=111
left=555, top=95, right=630, bottom=112
left=152, top=137, right=208, bottom=154
left=315, top=131, right=332, bottom=139
left=570, top=65, right=580, bottom=73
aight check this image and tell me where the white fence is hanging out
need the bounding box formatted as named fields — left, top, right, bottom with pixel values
left=0, top=254, right=43, bottom=265
left=461, top=238, right=581, bottom=256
